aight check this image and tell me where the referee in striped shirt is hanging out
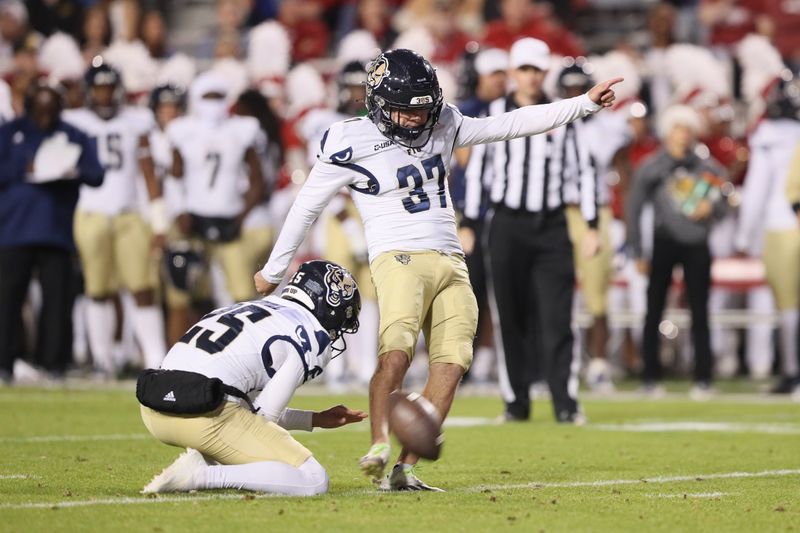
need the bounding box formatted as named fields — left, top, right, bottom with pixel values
left=461, top=38, right=600, bottom=424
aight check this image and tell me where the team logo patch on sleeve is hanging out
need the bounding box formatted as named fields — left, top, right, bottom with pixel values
left=367, top=56, right=390, bottom=89
left=330, top=146, right=353, bottom=164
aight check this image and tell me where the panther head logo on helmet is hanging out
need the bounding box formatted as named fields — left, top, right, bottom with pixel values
left=323, top=263, right=356, bottom=307
left=281, top=260, right=361, bottom=341
left=367, top=56, right=390, bottom=89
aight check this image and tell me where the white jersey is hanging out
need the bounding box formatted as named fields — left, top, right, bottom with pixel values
left=300, top=108, right=348, bottom=168
left=261, top=93, right=601, bottom=283
left=161, top=295, right=332, bottom=426
left=149, top=127, right=185, bottom=221
left=167, top=115, right=259, bottom=218
left=735, top=119, right=800, bottom=253
left=64, top=106, right=155, bottom=215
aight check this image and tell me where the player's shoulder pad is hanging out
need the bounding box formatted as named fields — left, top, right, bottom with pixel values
left=226, top=115, right=260, bottom=146
left=165, top=115, right=192, bottom=143
left=121, top=106, right=155, bottom=135
left=431, top=103, right=462, bottom=143
left=316, top=117, right=372, bottom=165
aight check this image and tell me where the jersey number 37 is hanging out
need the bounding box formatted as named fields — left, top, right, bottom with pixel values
left=396, top=154, right=447, bottom=214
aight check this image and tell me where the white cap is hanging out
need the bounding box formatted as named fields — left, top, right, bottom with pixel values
left=475, top=48, right=509, bottom=76
left=657, top=104, right=702, bottom=139
left=509, top=38, right=550, bottom=70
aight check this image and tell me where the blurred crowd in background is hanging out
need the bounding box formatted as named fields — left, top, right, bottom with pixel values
left=1, top=0, right=800, bottom=398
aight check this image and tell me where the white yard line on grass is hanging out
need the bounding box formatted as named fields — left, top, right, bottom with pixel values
left=590, top=422, right=800, bottom=435
left=2, top=469, right=798, bottom=510
left=0, top=433, right=150, bottom=444
left=646, top=492, right=729, bottom=499
left=0, top=474, right=38, bottom=480
left=469, top=468, right=800, bottom=492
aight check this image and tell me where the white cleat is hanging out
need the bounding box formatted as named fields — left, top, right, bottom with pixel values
left=585, top=358, right=616, bottom=394
left=380, top=463, right=444, bottom=492
left=359, top=442, right=391, bottom=481
left=142, top=448, right=207, bottom=494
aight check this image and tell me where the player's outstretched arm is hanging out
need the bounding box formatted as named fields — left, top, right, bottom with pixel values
left=255, top=161, right=354, bottom=293
left=254, top=271, right=278, bottom=295
left=587, top=77, right=624, bottom=108
left=312, top=405, right=368, bottom=428
left=455, top=77, right=625, bottom=148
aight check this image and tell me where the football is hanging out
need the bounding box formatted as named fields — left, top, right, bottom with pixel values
left=387, top=390, right=443, bottom=460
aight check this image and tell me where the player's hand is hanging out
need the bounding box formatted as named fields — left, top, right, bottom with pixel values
left=588, top=77, right=624, bottom=108
left=582, top=229, right=601, bottom=258
left=689, top=199, right=712, bottom=221
left=176, top=213, right=192, bottom=237
left=151, top=233, right=166, bottom=256
left=636, top=258, right=650, bottom=275
left=458, top=226, right=476, bottom=255
left=312, top=405, right=368, bottom=428
left=254, top=271, right=278, bottom=295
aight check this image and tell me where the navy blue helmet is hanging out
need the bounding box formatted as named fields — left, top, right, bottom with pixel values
left=365, top=49, right=443, bottom=149
left=558, top=63, right=593, bottom=96
left=765, top=74, right=800, bottom=121
left=162, top=240, right=206, bottom=293
left=149, top=84, right=187, bottom=113
left=337, top=60, right=367, bottom=116
left=281, top=260, right=361, bottom=341
left=84, top=60, right=124, bottom=119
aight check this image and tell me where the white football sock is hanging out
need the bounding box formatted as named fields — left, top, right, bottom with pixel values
left=85, top=300, right=116, bottom=374
left=746, top=288, right=775, bottom=379
left=779, top=310, right=799, bottom=377
left=132, top=305, right=167, bottom=369
left=204, top=456, right=328, bottom=496
left=71, top=296, right=89, bottom=366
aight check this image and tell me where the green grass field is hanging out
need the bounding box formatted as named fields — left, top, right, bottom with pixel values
left=1, top=384, right=799, bottom=532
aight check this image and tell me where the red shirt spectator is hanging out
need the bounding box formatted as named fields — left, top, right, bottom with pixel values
left=483, top=0, right=584, bottom=57
left=757, top=0, right=800, bottom=64
left=699, top=0, right=761, bottom=49
left=279, top=0, right=330, bottom=62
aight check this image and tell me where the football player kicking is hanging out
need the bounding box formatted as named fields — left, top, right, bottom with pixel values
left=254, top=49, right=622, bottom=491
left=140, top=260, right=366, bottom=496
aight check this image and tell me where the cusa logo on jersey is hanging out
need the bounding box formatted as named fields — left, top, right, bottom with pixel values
left=324, top=264, right=356, bottom=306
left=367, top=56, right=389, bottom=88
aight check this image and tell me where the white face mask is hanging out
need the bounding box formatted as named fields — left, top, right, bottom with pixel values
left=194, top=98, right=228, bottom=122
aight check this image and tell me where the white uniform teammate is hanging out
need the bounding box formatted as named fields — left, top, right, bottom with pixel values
left=65, top=60, right=167, bottom=373
left=140, top=260, right=366, bottom=495
left=254, top=49, right=622, bottom=490
left=168, top=71, right=265, bottom=303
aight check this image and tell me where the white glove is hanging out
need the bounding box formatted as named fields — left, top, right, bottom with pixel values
left=29, top=132, right=82, bottom=183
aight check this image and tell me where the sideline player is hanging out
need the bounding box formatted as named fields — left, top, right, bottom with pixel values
left=254, top=49, right=621, bottom=490
left=64, top=59, right=167, bottom=373
left=168, top=71, right=265, bottom=303
left=140, top=260, right=366, bottom=495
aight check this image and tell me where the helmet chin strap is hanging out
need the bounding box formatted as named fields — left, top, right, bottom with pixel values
left=330, top=335, right=348, bottom=360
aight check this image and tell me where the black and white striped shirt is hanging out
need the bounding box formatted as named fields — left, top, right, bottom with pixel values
left=462, top=95, right=598, bottom=227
